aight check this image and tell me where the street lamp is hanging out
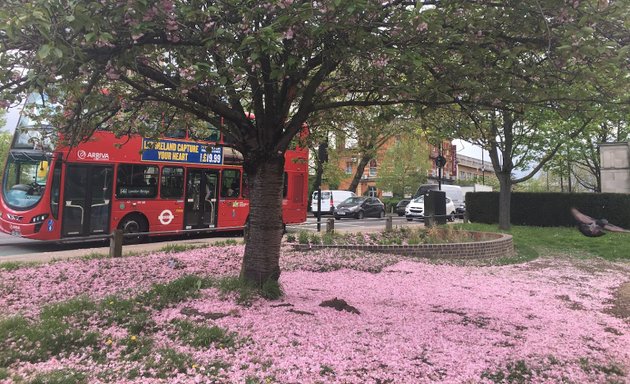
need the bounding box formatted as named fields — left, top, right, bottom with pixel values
left=481, top=150, right=485, bottom=185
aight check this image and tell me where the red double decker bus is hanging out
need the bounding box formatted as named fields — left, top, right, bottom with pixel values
left=0, top=105, right=308, bottom=241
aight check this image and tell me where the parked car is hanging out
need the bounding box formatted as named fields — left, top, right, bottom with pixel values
left=311, top=190, right=356, bottom=217
left=455, top=202, right=466, bottom=219
left=334, top=197, right=385, bottom=219
left=395, top=199, right=411, bottom=216
left=414, top=184, right=464, bottom=209
left=405, top=195, right=456, bottom=221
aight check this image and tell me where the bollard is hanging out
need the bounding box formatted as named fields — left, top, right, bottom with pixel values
left=385, top=215, right=393, bottom=232
left=424, top=215, right=435, bottom=228
left=326, top=218, right=335, bottom=234
left=109, top=229, right=123, bottom=258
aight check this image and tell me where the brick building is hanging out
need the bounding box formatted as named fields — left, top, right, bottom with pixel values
left=332, top=136, right=458, bottom=197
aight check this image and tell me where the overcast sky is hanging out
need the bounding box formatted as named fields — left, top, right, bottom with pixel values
left=453, top=139, right=487, bottom=161
left=2, top=104, right=20, bottom=133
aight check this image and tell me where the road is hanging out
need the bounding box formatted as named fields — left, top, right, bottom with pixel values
left=0, top=214, right=433, bottom=261
left=288, top=214, right=425, bottom=233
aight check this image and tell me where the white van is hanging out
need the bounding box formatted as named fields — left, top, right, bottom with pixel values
left=311, top=190, right=356, bottom=217
left=414, top=184, right=464, bottom=209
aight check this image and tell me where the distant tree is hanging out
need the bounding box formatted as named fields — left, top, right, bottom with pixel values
left=334, top=107, right=412, bottom=194
left=544, top=112, right=630, bottom=193
left=321, top=148, right=345, bottom=190
left=305, top=108, right=353, bottom=198
left=0, top=131, right=11, bottom=183
left=414, top=0, right=629, bottom=229
left=376, top=134, right=430, bottom=197
left=452, top=109, right=590, bottom=229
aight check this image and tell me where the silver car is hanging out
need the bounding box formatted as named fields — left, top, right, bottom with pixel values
left=405, top=195, right=456, bottom=221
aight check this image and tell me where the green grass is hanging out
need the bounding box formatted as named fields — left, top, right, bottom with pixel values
left=80, top=252, right=108, bottom=261
left=481, top=360, right=532, bottom=383
left=216, top=276, right=259, bottom=305
left=456, top=223, right=630, bottom=262
left=0, top=315, right=101, bottom=366
left=138, top=275, right=215, bottom=310
left=0, top=261, right=39, bottom=271
left=172, top=320, right=239, bottom=349
left=0, top=271, right=270, bottom=382
left=29, top=369, right=88, bottom=384
left=158, top=243, right=208, bottom=253
left=145, top=348, right=194, bottom=378
left=212, top=239, right=241, bottom=246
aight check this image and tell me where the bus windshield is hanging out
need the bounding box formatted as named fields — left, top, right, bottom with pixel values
left=2, top=156, right=50, bottom=209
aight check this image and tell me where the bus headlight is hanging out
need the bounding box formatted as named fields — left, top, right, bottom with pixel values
left=30, top=214, right=49, bottom=223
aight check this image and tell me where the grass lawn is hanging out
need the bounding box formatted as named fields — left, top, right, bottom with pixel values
left=456, top=223, right=630, bottom=262
left=0, top=226, right=628, bottom=383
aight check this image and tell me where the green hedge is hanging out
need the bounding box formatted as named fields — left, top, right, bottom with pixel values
left=467, top=192, right=630, bottom=228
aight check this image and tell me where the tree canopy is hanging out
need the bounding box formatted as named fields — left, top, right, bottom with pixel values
left=377, top=133, right=430, bottom=197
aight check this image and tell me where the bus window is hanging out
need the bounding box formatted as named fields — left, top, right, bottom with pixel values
left=2, top=156, right=49, bottom=209
left=161, top=167, right=184, bottom=199
left=116, top=164, right=159, bottom=198
left=221, top=169, right=240, bottom=198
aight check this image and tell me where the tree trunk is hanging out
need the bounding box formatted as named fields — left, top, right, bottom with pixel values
left=497, top=172, right=512, bottom=230
left=241, top=155, right=285, bottom=285
left=347, top=155, right=371, bottom=193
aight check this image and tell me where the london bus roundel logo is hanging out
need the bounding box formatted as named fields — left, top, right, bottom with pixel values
left=77, top=150, right=87, bottom=159
left=158, top=210, right=174, bottom=225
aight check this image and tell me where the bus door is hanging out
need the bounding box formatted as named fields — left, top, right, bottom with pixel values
left=61, top=164, right=113, bottom=237
left=184, top=169, right=219, bottom=229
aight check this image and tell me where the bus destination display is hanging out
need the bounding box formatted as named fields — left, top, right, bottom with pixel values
left=141, top=138, right=223, bottom=165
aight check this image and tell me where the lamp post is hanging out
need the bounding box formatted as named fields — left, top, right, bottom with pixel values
left=316, top=142, right=329, bottom=232
left=435, top=142, right=446, bottom=190
left=481, top=150, right=485, bottom=185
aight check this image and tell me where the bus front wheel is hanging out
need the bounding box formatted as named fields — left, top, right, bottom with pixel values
left=118, top=215, right=148, bottom=244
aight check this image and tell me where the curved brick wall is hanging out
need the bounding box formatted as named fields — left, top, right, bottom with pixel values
left=292, top=230, right=515, bottom=260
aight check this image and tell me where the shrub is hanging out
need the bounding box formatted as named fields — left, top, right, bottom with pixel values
left=309, top=233, right=321, bottom=245
left=298, top=231, right=310, bottom=244
left=467, top=192, right=630, bottom=228
left=321, top=232, right=336, bottom=245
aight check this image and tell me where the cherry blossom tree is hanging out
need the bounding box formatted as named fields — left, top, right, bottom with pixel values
left=1, top=0, right=626, bottom=282
left=1, top=0, right=442, bottom=285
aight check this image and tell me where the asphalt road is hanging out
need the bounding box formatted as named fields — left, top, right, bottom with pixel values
left=0, top=215, right=433, bottom=261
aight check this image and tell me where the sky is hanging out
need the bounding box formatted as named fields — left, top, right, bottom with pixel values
left=2, top=104, right=21, bottom=133
left=453, top=139, right=488, bottom=161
